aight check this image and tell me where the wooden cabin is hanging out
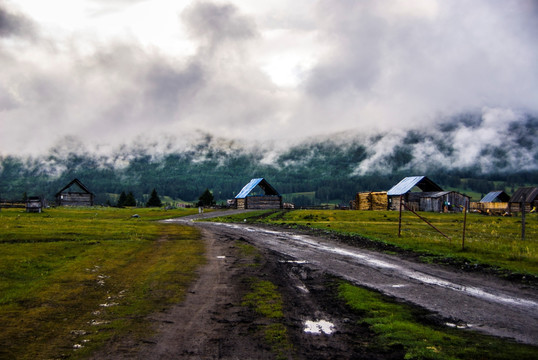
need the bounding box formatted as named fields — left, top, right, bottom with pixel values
left=235, top=178, right=282, bottom=209
left=387, top=176, right=443, bottom=211
left=508, top=187, right=538, bottom=213
left=56, top=178, right=94, bottom=206
left=26, top=196, right=44, bottom=213
left=386, top=176, right=470, bottom=213
left=471, top=191, right=509, bottom=214
left=407, top=191, right=470, bottom=213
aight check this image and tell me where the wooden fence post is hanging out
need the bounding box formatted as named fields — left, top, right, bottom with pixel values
left=521, top=202, right=526, bottom=241
left=462, top=201, right=468, bottom=250
left=398, top=195, right=403, bottom=237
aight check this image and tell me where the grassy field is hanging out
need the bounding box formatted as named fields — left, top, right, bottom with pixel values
left=0, top=207, right=203, bottom=359
left=207, top=209, right=538, bottom=276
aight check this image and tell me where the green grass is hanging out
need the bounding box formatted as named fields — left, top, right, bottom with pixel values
left=210, top=209, right=538, bottom=276
left=338, top=282, right=537, bottom=359
left=242, top=278, right=293, bottom=359
left=0, top=207, right=203, bottom=359
left=236, top=239, right=293, bottom=359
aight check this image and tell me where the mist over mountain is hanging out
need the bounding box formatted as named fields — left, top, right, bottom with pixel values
left=1, top=111, right=537, bottom=205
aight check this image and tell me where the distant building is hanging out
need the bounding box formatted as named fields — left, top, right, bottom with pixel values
left=508, top=187, right=538, bottom=213
left=471, top=191, right=510, bottom=214
left=387, top=176, right=469, bottom=212
left=56, top=178, right=94, bottom=206
left=480, top=191, right=510, bottom=203
left=26, top=196, right=44, bottom=213
left=234, top=178, right=282, bottom=209
left=387, top=176, right=443, bottom=211
left=408, top=191, right=470, bottom=213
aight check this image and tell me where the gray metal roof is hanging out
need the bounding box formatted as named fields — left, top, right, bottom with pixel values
left=480, top=191, right=509, bottom=203
left=387, top=176, right=443, bottom=196
left=235, top=178, right=280, bottom=199
left=509, top=187, right=538, bottom=203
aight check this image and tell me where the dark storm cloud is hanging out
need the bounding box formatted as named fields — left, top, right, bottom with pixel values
left=181, top=1, right=257, bottom=52
left=0, top=2, right=35, bottom=38
left=143, top=61, right=206, bottom=116
left=296, top=0, right=538, bottom=135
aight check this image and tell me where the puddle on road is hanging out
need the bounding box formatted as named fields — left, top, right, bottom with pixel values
left=279, top=260, right=308, bottom=264
left=217, top=222, right=538, bottom=309
left=304, top=320, right=335, bottom=335
left=445, top=322, right=473, bottom=329
left=217, top=256, right=226, bottom=259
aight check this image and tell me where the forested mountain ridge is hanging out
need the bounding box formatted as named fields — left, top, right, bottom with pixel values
left=1, top=112, right=537, bottom=205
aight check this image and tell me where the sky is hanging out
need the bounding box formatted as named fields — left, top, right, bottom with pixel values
left=1, top=0, right=538, bottom=157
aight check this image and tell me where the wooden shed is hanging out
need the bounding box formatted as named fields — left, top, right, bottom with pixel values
left=508, top=187, right=538, bottom=213
left=26, top=196, right=44, bottom=213
left=471, top=191, right=509, bottom=214
left=387, top=176, right=443, bottom=211
left=407, top=191, right=470, bottom=213
left=235, top=178, right=282, bottom=209
left=56, top=178, right=94, bottom=206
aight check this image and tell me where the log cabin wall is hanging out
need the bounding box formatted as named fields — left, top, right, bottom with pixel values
left=57, top=193, right=93, bottom=206
left=244, top=196, right=282, bottom=209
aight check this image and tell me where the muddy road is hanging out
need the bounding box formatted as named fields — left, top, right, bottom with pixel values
left=167, top=211, right=538, bottom=346
left=95, top=210, right=537, bottom=359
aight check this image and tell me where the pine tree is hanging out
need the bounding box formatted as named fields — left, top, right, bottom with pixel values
left=197, top=188, right=215, bottom=207
left=117, top=191, right=127, bottom=207
left=146, top=188, right=162, bottom=207
left=125, top=192, right=137, bottom=207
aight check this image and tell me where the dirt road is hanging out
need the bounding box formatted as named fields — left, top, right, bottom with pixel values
left=168, top=211, right=538, bottom=346
left=95, top=210, right=538, bottom=359
left=197, top=221, right=538, bottom=344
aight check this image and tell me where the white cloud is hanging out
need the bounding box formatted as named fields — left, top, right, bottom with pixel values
left=1, top=0, right=537, bottom=159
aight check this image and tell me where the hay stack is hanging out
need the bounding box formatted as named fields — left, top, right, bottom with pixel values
left=354, top=191, right=388, bottom=210
left=371, top=192, right=388, bottom=210
left=356, top=192, right=371, bottom=210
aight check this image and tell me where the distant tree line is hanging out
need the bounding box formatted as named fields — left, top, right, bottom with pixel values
left=2, top=142, right=538, bottom=206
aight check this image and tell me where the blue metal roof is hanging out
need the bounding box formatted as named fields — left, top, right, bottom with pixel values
left=235, top=178, right=263, bottom=199
left=387, top=176, right=425, bottom=196
left=235, top=178, right=280, bottom=199
left=480, top=191, right=507, bottom=203
left=387, top=176, right=443, bottom=196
